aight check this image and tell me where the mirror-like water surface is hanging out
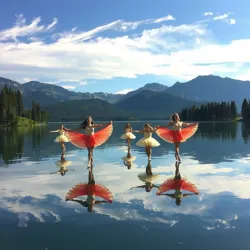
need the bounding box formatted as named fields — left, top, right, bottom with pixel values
left=1, top=121, right=250, bottom=250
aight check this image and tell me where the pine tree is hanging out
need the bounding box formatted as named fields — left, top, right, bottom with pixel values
left=241, top=98, right=248, bottom=120
left=16, top=90, right=23, bottom=117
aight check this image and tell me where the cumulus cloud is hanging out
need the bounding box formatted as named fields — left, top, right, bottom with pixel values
left=115, top=88, right=133, bottom=94
left=213, top=13, right=236, bottom=25
left=204, top=12, right=213, bottom=16
left=0, top=13, right=246, bottom=84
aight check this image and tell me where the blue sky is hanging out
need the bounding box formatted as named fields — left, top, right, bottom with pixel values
left=0, top=0, right=250, bottom=94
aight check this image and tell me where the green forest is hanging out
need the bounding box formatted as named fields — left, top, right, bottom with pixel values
left=180, top=101, right=238, bottom=121
left=0, top=85, right=49, bottom=126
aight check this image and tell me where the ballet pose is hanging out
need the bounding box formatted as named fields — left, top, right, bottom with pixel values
left=65, top=165, right=113, bottom=212
left=122, top=147, right=136, bottom=169
left=130, top=161, right=159, bottom=192
left=50, top=125, right=70, bottom=154
left=50, top=154, right=74, bottom=176
left=156, top=162, right=199, bottom=206
left=155, top=113, right=198, bottom=162
left=134, top=123, right=160, bottom=161
left=120, top=123, right=136, bottom=148
left=64, top=117, right=113, bottom=167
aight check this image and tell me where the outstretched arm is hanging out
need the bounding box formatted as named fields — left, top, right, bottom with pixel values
left=50, top=130, right=60, bottom=133
left=182, top=122, right=198, bottom=127
left=159, top=193, right=176, bottom=198
left=155, top=122, right=173, bottom=130
left=130, top=185, right=146, bottom=189
left=133, top=129, right=144, bottom=133
left=93, top=121, right=112, bottom=128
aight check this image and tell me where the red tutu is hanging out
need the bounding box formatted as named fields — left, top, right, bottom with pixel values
left=156, top=124, right=198, bottom=143
left=66, top=183, right=113, bottom=202
left=64, top=123, right=113, bottom=148
left=156, top=178, right=199, bottom=195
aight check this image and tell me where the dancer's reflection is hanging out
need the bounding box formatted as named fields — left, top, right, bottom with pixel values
left=157, top=162, right=199, bottom=205
left=130, top=161, right=159, bottom=192
left=120, top=123, right=136, bottom=148
left=50, top=153, right=74, bottom=176
left=65, top=165, right=113, bottom=212
left=50, top=125, right=71, bottom=154
left=122, top=147, right=136, bottom=169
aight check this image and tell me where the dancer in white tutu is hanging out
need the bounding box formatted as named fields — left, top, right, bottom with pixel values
left=120, top=123, right=136, bottom=148
left=130, top=161, right=159, bottom=192
left=122, top=147, right=136, bottom=169
left=50, top=155, right=74, bottom=176
left=134, top=123, right=160, bottom=161
left=50, top=125, right=70, bottom=154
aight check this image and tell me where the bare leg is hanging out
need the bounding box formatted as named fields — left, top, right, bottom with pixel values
left=174, top=142, right=181, bottom=162
left=87, top=148, right=91, bottom=167
left=90, top=147, right=94, bottom=164
left=61, top=142, right=66, bottom=155
left=145, top=146, right=152, bottom=161
left=127, top=138, right=131, bottom=149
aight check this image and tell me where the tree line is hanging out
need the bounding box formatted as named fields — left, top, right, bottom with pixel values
left=180, top=101, right=237, bottom=121
left=0, top=85, right=49, bottom=124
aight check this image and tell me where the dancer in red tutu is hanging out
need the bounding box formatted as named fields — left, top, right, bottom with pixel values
left=65, top=165, right=113, bottom=212
left=64, top=117, right=113, bottom=167
left=156, top=162, right=199, bottom=206
left=155, top=113, right=198, bottom=162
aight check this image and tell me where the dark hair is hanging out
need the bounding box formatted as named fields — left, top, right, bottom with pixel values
left=171, top=113, right=180, bottom=122
left=81, top=116, right=94, bottom=129
left=175, top=199, right=181, bottom=206
left=125, top=123, right=132, bottom=130
left=144, top=123, right=153, bottom=130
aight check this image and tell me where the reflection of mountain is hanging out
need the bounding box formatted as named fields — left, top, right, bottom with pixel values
left=0, top=127, right=25, bottom=164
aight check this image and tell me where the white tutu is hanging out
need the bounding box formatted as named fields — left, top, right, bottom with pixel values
left=54, top=134, right=69, bottom=143
left=136, top=137, right=160, bottom=147
left=55, top=160, right=72, bottom=168
left=137, top=173, right=159, bottom=183
left=120, top=132, right=136, bottom=140
left=122, top=155, right=136, bottom=162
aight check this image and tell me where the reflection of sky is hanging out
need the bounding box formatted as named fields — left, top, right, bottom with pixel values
left=1, top=122, right=250, bottom=249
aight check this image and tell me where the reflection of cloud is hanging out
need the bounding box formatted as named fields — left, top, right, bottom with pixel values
left=17, top=212, right=29, bottom=228
left=1, top=154, right=250, bottom=228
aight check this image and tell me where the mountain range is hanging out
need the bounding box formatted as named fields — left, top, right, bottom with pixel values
left=1, top=75, right=250, bottom=120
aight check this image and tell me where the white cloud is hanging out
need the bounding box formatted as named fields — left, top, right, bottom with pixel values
left=79, top=81, right=88, bottom=85
left=204, top=12, right=213, bottom=16
left=0, top=13, right=245, bottom=84
left=213, top=13, right=236, bottom=25
left=0, top=14, right=57, bottom=42
left=214, top=14, right=229, bottom=20
left=228, top=19, right=236, bottom=25
left=115, top=88, right=133, bottom=94
left=62, top=85, right=76, bottom=90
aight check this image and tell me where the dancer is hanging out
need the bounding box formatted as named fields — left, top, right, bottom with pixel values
left=155, top=113, right=198, bottom=162
left=122, top=147, right=136, bottom=169
left=120, top=123, right=136, bottom=148
left=65, top=165, right=113, bottom=212
left=64, top=117, right=113, bottom=167
left=156, top=162, right=199, bottom=206
left=134, top=123, right=160, bottom=161
left=130, top=161, right=159, bottom=192
left=50, top=154, right=74, bottom=176
left=50, top=125, right=70, bottom=154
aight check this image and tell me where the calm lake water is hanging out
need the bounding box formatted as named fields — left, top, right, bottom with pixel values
left=1, top=121, right=250, bottom=250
